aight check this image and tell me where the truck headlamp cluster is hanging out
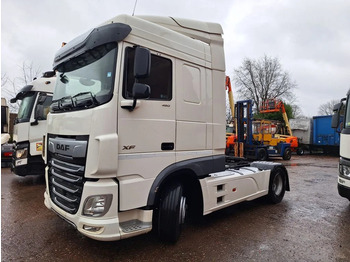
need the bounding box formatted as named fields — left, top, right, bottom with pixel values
left=339, top=164, right=350, bottom=178
left=16, top=148, right=28, bottom=159
left=83, top=195, right=112, bottom=217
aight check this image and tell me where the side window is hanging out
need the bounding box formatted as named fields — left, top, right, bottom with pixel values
left=123, top=47, right=172, bottom=101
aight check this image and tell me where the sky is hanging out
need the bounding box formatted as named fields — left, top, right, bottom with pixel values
left=1, top=0, right=350, bottom=116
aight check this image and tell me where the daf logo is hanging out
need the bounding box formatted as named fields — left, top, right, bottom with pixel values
left=56, top=144, right=70, bottom=151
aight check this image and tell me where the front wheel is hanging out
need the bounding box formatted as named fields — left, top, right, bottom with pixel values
left=158, top=183, right=186, bottom=243
left=267, top=166, right=287, bottom=204
left=257, top=148, right=268, bottom=161
left=282, top=147, right=292, bottom=160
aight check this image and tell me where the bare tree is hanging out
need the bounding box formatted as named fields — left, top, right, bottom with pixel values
left=233, top=55, right=297, bottom=112
left=2, top=73, right=8, bottom=87
left=18, top=61, right=41, bottom=85
left=1, top=62, right=41, bottom=112
left=318, top=99, right=339, bottom=115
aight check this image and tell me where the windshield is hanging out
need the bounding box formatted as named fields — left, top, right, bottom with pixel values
left=52, top=44, right=117, bottom=112
left=345, top=95, right=350, bottom=129
left=16, top=92, right=36, bottom=123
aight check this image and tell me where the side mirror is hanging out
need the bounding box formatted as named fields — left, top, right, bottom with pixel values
left=331, top=102, right=343, bottom=129
left=133, top=83, right=150, bottom=99
left=37, top=93, right=48, bottom=104
left=121, top=47, right=151, bottom=112
left=134, top=47, right=151, bottom=79
left=32, top=93, right=48, bottom=125
left=31, top=105, right=43, bottom=125
left=34, top=105, right=44, bottom=120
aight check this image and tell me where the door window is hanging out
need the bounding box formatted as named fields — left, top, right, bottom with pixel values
left=123, top=47, right=172, bottom=101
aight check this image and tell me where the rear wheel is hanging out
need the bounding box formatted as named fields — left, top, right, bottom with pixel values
left=267, top=166, right=286, bottom=204
left=297, top=148, right=304, bottom=155
left=158, top=183, right=186, bottom=243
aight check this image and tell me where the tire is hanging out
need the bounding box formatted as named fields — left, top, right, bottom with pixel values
left=158, top=183, right=186, bottom=243
left=282, top=147, right=292, bottom=160
left=267, top=166, right=286, bottom=204
left=257, top=148, right=268, bottom=161
left=296, top=148, right=304, bottom=155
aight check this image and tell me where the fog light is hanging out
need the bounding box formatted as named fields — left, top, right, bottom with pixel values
left=83, top=225, right=103, bottom=232
left=83, top=194, right=112, bottom=217
left=16, top=148, right=28, bottom=159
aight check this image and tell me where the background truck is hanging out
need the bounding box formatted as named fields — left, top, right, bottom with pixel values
left=290, top=115, right=340, bottom=155
left=10, top=72, right=56, bottom=176
left=43, top=14, right=289, bottom=243
left=1, top=98, right=13, bottom=167
left=332, top=90, right=350, bottom=200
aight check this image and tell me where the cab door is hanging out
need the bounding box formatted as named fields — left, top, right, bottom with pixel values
left=118, top=45, right=175, bottom=154
left=117, top=44, right=176, bottom=210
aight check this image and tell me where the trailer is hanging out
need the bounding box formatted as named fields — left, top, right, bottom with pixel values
left=290, top=115, right=340, bottom=154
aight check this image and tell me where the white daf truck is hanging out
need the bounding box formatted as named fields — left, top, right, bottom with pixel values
left=11, top=72, right=56, bottom=176
left=332, top=89, right=350, bottom=201
left=43, top=15, right=290, bottom=242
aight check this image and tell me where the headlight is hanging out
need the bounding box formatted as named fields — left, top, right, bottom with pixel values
left=16, top=148, right=28, bottom=159
left=83, top=195, right=112, bottom=217
left=339, top=164, right=350, bottom=178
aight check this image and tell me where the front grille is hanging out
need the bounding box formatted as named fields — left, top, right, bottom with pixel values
left=47, top=134, right=88, bottom=214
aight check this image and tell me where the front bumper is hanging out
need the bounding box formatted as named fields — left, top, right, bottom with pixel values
left=338, top=178, right=350, bottom=200
left=12, top=155, right=45, bottom=176
left=44, top=178, right=152, bottom=241
left=1, top=144, right=13, bottom=167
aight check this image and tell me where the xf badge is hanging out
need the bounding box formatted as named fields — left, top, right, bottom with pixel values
left=122, top=145, right=136, bottom=150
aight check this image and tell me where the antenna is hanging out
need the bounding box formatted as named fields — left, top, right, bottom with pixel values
left=132, top=0, right=138, bottom=16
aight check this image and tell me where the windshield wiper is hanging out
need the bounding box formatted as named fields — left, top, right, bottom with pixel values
left=50, top=92, right=99, bottom=112
left=73, top=92, right=100, bottom=108
left=51, top=96, right=73, bottom=111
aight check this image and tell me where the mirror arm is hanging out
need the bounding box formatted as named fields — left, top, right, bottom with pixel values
left=121, top=98, right=137, bottom=112
left=30, top=119, right=39, bottom=126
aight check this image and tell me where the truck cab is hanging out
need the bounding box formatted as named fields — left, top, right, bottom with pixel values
left=44, top=15, right=289, bottom=242
left=11, top=72, right=56, bottom=176
left=332, top=89, right=350, bottom=200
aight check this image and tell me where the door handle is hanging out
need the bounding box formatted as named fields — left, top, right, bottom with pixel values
left=161, top=143, right=174, bottom=151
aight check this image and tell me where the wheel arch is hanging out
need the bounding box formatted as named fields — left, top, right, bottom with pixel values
left=250, top=162, right=290, bottom=191
left=146, top=156, right=225, bottom=208
left=147, top=167, right=203, bottom=210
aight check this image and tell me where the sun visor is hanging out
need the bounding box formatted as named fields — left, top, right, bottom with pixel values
left=10, top=85, right=33, bottom=103
left=53, top=23, right=132, bottom=70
